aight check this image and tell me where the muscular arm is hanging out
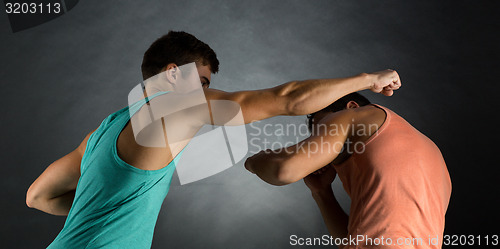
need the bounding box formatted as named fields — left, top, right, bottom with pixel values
left=132, top=70, right=399, bottom=148
left=244, top=110, right=354, bottom=185
left=26, top=130, right=95, bottom=216
left=204, top=70, right=400, bottom=123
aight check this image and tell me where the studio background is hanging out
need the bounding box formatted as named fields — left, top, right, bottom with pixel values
left=1, top=1, right=498, bottom=248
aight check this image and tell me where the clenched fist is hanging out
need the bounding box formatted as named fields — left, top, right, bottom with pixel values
left=369, top=69, right=401, bottom=96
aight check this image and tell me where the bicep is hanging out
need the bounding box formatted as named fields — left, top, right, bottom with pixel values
left=204, top=87, right=288, bottom=124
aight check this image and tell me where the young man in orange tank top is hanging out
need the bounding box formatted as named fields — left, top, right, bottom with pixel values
left=245, top=93, right=452, bottom=249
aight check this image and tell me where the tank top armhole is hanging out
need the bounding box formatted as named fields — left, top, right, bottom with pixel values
left=361, top=104, right=391, bottom=147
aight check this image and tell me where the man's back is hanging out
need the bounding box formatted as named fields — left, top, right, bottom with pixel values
left=48, top=92, right=182, bottom=249
left=333, top=104, right=452, bottom=248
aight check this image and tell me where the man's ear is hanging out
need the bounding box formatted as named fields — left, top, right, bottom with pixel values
left=346, top=101, right=360, bottom=109
left=163, top=63, right=179, bottom=84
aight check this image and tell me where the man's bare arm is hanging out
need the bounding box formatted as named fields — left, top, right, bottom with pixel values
left=244, top=110, right=355, bottom=185
left=312, top=189, right=349, bottom=246
left=26, top=130, right=95, bottom=216
left=135, top=70, right=399, bottom=148
left=204, top=69, right=400, bottom=124
left=304, top=166, right=349, bottom=246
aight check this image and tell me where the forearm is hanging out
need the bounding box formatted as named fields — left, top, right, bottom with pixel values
left=28, top=190, right=75, bottom=216
left=246, top=154, right=289, bottom=186
left=311, top=188, right=349, bottom=241
left=204, top=72, right=378, bottom=124
left=279, top=73, right=372, bottom=115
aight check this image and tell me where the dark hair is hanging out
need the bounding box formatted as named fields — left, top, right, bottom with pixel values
left=307, top=92, right=371, bottom=131
left=141, top=31, right=220, bottom=80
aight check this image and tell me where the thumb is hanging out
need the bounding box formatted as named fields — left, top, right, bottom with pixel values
left=382, top=87, right=393, bottom=96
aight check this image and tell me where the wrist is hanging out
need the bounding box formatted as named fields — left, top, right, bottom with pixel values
left=357, top=72, right=374, bottom=90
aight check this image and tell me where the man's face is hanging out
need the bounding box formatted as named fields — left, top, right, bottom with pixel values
left=196, top=64, right=212, bottom=89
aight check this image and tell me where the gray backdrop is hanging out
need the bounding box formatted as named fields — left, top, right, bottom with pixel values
left=1, top=0, right=499, bottom=248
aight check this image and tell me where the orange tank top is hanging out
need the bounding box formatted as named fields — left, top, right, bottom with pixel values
left=334, top=104, right=452, bottom=249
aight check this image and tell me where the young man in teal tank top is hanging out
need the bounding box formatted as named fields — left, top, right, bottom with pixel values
left=26, top=31, right=401, bottom=248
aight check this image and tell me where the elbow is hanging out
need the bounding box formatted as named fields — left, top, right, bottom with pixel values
left=26, top=185, right=39, bottom=209
left=273, top=171, right=293, bottom=186
left=26, top=193, right=35, bottom=208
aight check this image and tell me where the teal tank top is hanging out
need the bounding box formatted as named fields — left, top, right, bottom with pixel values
left=48, top=91, right=182, bottom=249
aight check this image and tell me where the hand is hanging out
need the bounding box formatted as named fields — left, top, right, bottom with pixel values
left=304, top=164, right=337, bottom=193
left=369, top=69, right=401, bottom=96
